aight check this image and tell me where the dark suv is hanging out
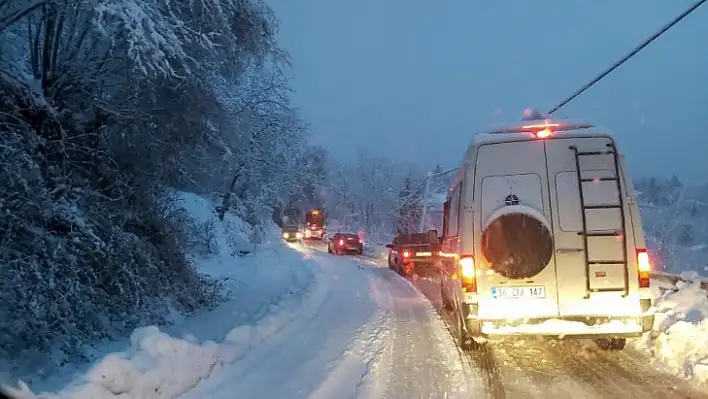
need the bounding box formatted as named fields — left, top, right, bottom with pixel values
left=386, top=230, right=441, bottom=277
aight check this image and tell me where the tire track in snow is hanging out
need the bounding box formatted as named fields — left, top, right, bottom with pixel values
left=309, top=309, right=391, bottom=399
left=360, top=267, right=487, bottom=398
left=408, top=275, right=708, bottom=398
left=180, top=248, right=338, bottom=399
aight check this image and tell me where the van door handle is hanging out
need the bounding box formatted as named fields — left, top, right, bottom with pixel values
left=556, top=248, right=584, bottom=254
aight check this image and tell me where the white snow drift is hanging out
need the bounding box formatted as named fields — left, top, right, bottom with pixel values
left=8, top=192, right=317, bottom=399
left=635, top=272, right=708, bottom=387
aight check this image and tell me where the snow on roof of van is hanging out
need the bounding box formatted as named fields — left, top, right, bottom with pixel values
left=471, top=118, right=614, bottom=146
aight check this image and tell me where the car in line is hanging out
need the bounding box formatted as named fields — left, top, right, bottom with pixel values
left=328, top=232, right=364, bottom=255
left=386, top=230, right=441, bottom=277
left=281, top=225, right=303, bottom=243
left=303, top=209, right=326, bottom=240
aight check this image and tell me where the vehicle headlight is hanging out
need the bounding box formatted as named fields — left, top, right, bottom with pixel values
left=296, top=232, right=303, bottom=238
left=283, top=232, right=289, bottom=239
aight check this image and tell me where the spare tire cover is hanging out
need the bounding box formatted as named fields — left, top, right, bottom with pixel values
left=481, top=205, right=554, bottom=280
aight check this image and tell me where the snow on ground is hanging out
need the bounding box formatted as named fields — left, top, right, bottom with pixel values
left=6, top=190, right=708, bottom=398
left=8, top=192, right=317, bottom=399
left=634, top=272, right=708, bottom=387
left=178, top=245, right=387, bottom=399
left=179, top=244, right=485, bottom=399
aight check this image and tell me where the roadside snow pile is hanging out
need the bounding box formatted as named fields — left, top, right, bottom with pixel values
left=10, top=192, right=317, bottom=399
left=636, top=272, right=708, bottom=387
left=176, top=191, right=255, bottom=260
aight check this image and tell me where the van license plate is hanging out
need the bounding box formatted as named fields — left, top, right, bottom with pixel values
left=491, top=286, right=546, bottom=299
left=416, top=252, right=432, bottom=257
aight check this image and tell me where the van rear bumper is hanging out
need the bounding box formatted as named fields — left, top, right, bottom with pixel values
left=463, top=300, right=654, bottom=338
left=470, top=317, right=647, bottom=339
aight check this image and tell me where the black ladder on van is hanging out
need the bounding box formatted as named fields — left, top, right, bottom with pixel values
left=569, top=143, right=629, bottom=298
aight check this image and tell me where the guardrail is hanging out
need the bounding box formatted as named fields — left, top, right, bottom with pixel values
left=650, top=271, right=708, bottom=291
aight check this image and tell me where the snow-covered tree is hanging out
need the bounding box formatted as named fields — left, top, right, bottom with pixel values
left=395, top=175, right=422, bottom=234
left=320, top=153, right=426, bottom=241
left=0, top=0, right=315, bottom=378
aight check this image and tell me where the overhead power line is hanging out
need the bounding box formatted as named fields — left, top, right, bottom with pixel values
left=548, top=0, right=707, bottom=115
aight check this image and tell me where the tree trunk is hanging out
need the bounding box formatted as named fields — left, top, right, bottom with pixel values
left=217, top=164, right=245, bottom=220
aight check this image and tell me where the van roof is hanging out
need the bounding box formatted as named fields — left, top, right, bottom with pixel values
left=468, top=118, right=616, bottom=148
left=447, top=118, right=619, bottom=192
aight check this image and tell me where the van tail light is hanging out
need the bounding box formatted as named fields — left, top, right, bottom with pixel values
left=458, top=255, right=476, bottom=293
left=637, top=249, right=651, bottom=288
left=402, top=250, right=410, bottom=258
left=339, top=239, right=344, bottom=246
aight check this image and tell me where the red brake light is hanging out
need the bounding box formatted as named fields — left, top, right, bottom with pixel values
left=458, top=255, right=477, bottom=293
left=339, top=239, right=344, bottom=245
left=403, top=250, right=410, bottom=258
left=637, top=249, right=651, bottom=288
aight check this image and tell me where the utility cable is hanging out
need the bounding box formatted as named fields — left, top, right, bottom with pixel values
left=548, top=0, right=706, bottom=115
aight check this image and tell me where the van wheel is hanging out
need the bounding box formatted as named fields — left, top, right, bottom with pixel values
left=457, top=314, right=473, bottom=350
left=441, top=284, right=453, bottom=311
left=595, top=338, right=626, bottom=351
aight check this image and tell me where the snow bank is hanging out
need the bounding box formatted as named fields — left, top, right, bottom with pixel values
left=9, top=192, right=317, bottom=398
left=634, top=272, right=708, bottom=387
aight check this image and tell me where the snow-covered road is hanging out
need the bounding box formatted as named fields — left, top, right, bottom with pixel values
left=13, top=192, right=706, bottom=399
left=182, top=243, right=706, bottom=399
left=181, top=243, right=484, bottom=398
left=412, top=276, right=707, bottom=398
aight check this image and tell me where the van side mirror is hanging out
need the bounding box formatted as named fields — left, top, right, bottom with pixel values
left=385, top=244, right=394, bottom=249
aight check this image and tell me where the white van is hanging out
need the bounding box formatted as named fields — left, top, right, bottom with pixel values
left=439, top=116, right=654, bottom=351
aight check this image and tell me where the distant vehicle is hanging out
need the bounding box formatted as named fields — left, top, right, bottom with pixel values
left=328, top=232, right=363, bottom=255
left=281, top=225, right=302, bottom=242
left=439, top=116, right=654, bottom=351
left=386, top=230, right=441, bottom=277
left=304, top=209, right=326, bottom=240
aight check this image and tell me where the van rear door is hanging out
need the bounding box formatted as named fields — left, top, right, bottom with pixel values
left=544, top=135, right=640, bottom=318
left=475, top=139, right=560, bottom=320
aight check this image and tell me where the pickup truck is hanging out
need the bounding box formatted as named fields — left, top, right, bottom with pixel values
left=386, top=230, right=441, bottom=277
